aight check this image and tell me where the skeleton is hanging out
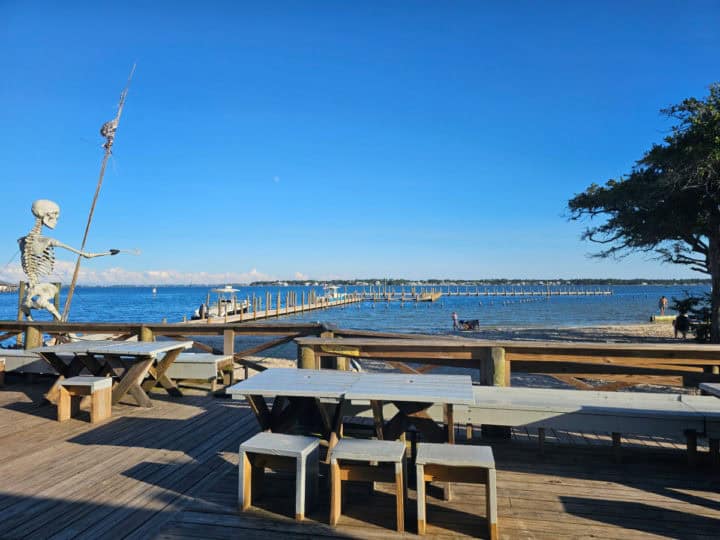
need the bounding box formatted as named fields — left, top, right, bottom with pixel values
left=18, top=199, right=119, bottom=320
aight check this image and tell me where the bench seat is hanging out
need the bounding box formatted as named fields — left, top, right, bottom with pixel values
left=464, top=386, right=709, bottom=437
left=699, top=382, right=720, bottom=398
left=164, top=353, right=234, bottom=389
left=0, top=348, right=55, bottom=374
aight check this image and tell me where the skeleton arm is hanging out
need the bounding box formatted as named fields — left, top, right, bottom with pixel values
left=49, top=239, right=120, bottom=258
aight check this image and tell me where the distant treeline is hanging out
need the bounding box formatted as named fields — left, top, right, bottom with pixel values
left=251, top=278, right=710, bottom=286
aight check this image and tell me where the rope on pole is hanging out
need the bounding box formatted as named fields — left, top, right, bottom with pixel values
left=62, top=64, right=136, bottom=321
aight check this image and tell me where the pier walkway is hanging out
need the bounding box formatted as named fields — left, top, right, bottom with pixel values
left=0, top=379, right=718, bottom=539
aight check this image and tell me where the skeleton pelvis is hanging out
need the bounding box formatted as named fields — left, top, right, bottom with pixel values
left=24, top=282, right=59, bottom=307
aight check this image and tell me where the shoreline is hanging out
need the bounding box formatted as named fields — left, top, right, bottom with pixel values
left=251, top=323, right=687, bottom=368
left=455, top=322, right=683, bottom=344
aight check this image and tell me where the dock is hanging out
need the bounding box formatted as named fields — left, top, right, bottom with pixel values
left=0, top=380, right=717, bottom=539
left=185, top=291, right=364, bottom=324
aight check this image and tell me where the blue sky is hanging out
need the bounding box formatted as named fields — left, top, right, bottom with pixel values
left=1, top=1, right=719, bottom=284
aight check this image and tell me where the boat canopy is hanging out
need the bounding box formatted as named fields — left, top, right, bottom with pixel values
left=211, top=285, right=240, bottom=293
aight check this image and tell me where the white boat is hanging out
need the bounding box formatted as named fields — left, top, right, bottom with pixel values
left=192, top=285, right=249, bottom=320
left=320, top=285, right=346, bottom=302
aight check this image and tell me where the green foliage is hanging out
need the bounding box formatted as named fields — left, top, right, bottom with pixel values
left=568, top=83, right=720, bottom=274
left=569, top=83, right=720, bottom=341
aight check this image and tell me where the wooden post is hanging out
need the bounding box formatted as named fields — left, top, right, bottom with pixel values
left=139, top=326, right=154, bottom=342
left=16, top=281, right=27, bottom=346
left=224, top=328, right=235, bottom=356
left=481, top=347, right=511, bottom=439
left=480, top=347, right=507, bottom=387
left=298, top=344, right=318, bottom=369
left=266, top=292, right=271, bottom=317
left=277, top=290, right=281, bottom=317
left=319, top=330, right=346, bottom=370
left=24, top=325, right=42, bottom=350
left=301, top=291, right=305, bottom=313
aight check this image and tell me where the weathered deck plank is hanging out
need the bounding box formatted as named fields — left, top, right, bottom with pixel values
left=0, top=379, right=718, bottom=539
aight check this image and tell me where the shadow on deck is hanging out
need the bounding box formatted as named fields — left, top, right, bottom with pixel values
left=0, top=379, right=718, bottom=539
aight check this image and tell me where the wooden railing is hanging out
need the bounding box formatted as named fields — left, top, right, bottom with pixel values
left=0, top=320, right=330, bottom=375
left=4, top=320, right=720, bottom=390
left=295, top=334, right=720, bottom=390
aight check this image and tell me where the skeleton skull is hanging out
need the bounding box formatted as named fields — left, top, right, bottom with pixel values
left=31, top=199, right=60, bottom=229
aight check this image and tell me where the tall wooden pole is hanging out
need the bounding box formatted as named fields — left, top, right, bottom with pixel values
left=62, top=64, right=136, bottom=321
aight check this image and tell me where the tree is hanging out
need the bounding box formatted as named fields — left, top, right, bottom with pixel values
left=568, top=83, right=720, bottom=341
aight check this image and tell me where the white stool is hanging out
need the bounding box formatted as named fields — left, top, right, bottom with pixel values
left=239, top=433, right=319, bottom=521
left=58, top=376, right=112, bottom=424
left=329, top=438, right=407, bottom=532
left=416, top=443, right=498, bottom=538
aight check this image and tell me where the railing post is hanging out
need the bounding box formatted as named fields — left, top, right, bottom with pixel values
left=481, top=346, right=511, bottom=439
left=16, top=281, right=27, bottom=346
left=298, top=344, right=318, bottom=369
left=140, top=326, right=154, bottom=342
left=24, top=325, right=42, bottom=350
left=224, top=328, right=235, bottom=356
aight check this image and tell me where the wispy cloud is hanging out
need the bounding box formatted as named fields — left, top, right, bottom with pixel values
left=294, top=271, right=308, bottom=280
left=0, top=262, right=272, bottom=286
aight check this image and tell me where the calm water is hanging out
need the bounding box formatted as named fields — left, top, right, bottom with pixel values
left=1, top=283, right=709, bottom=366
left=0, top=284, right=708, bottom=331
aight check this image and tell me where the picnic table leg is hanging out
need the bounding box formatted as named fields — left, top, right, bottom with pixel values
left=127, top=384, right=154, bottom=408
left=370, top=400, right=385, bottom=440
left=41, top=353, right=72, bottom=405
left=444, top=404, right=455, bottom=444
left=246, top=395, right=272, bottom=431
left=142, top=348, right=183, bottom=397
left=329, top=400, right=347, bottom=456
left=112, top=357, right=155, bottom=407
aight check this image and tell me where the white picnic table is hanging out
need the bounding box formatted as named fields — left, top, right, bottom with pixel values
left=344, top=372, right=473, bottom=443
left=32, top=340, right=193, bottom=407
left=227, top=368, right=474, bottom=446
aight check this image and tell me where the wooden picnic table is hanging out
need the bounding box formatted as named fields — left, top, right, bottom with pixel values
left=226, top=368, right=474, bottom=450
left=344, top=372, right=474, bottom=444
left=227, top=369, right=359, bottom=452
left=32, top=340, right=193, bottom=408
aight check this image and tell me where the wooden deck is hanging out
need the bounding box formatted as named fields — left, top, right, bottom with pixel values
left=1, top=378, right=718, bottom=539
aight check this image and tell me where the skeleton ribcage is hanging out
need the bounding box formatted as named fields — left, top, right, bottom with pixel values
left=21, top=245, right=55, bottom=280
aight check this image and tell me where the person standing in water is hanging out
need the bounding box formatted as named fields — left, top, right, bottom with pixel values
left=451, top=311, right=459, bottom=330
left=658, top=296, right=668, bottom=316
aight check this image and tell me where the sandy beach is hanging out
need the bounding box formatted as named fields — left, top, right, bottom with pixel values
left=464, top=322, right=682, bottom=343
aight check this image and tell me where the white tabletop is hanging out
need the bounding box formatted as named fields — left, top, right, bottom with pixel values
left=87, top=341, right=193, bottom=357
left=344, top=373, right=475, bottom=405
left=32, top=340, right=126, bottom=354
left=227, top=368, right=474, bottom=405
left=33, top=340, right=192, bottom=358
left=226, top=368, right=360, bottom=399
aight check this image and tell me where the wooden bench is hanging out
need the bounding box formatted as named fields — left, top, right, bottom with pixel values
left=164, top=353, right=234, bottom=390
left=329, top=438, right=407, bottom=532
left=461, top=386, right=720, bottom=464
left=58, top=376, right=112, bottom=424
left=239, top=433, right=319, bottom=521
left=416, top=443, right=498, bottom=538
